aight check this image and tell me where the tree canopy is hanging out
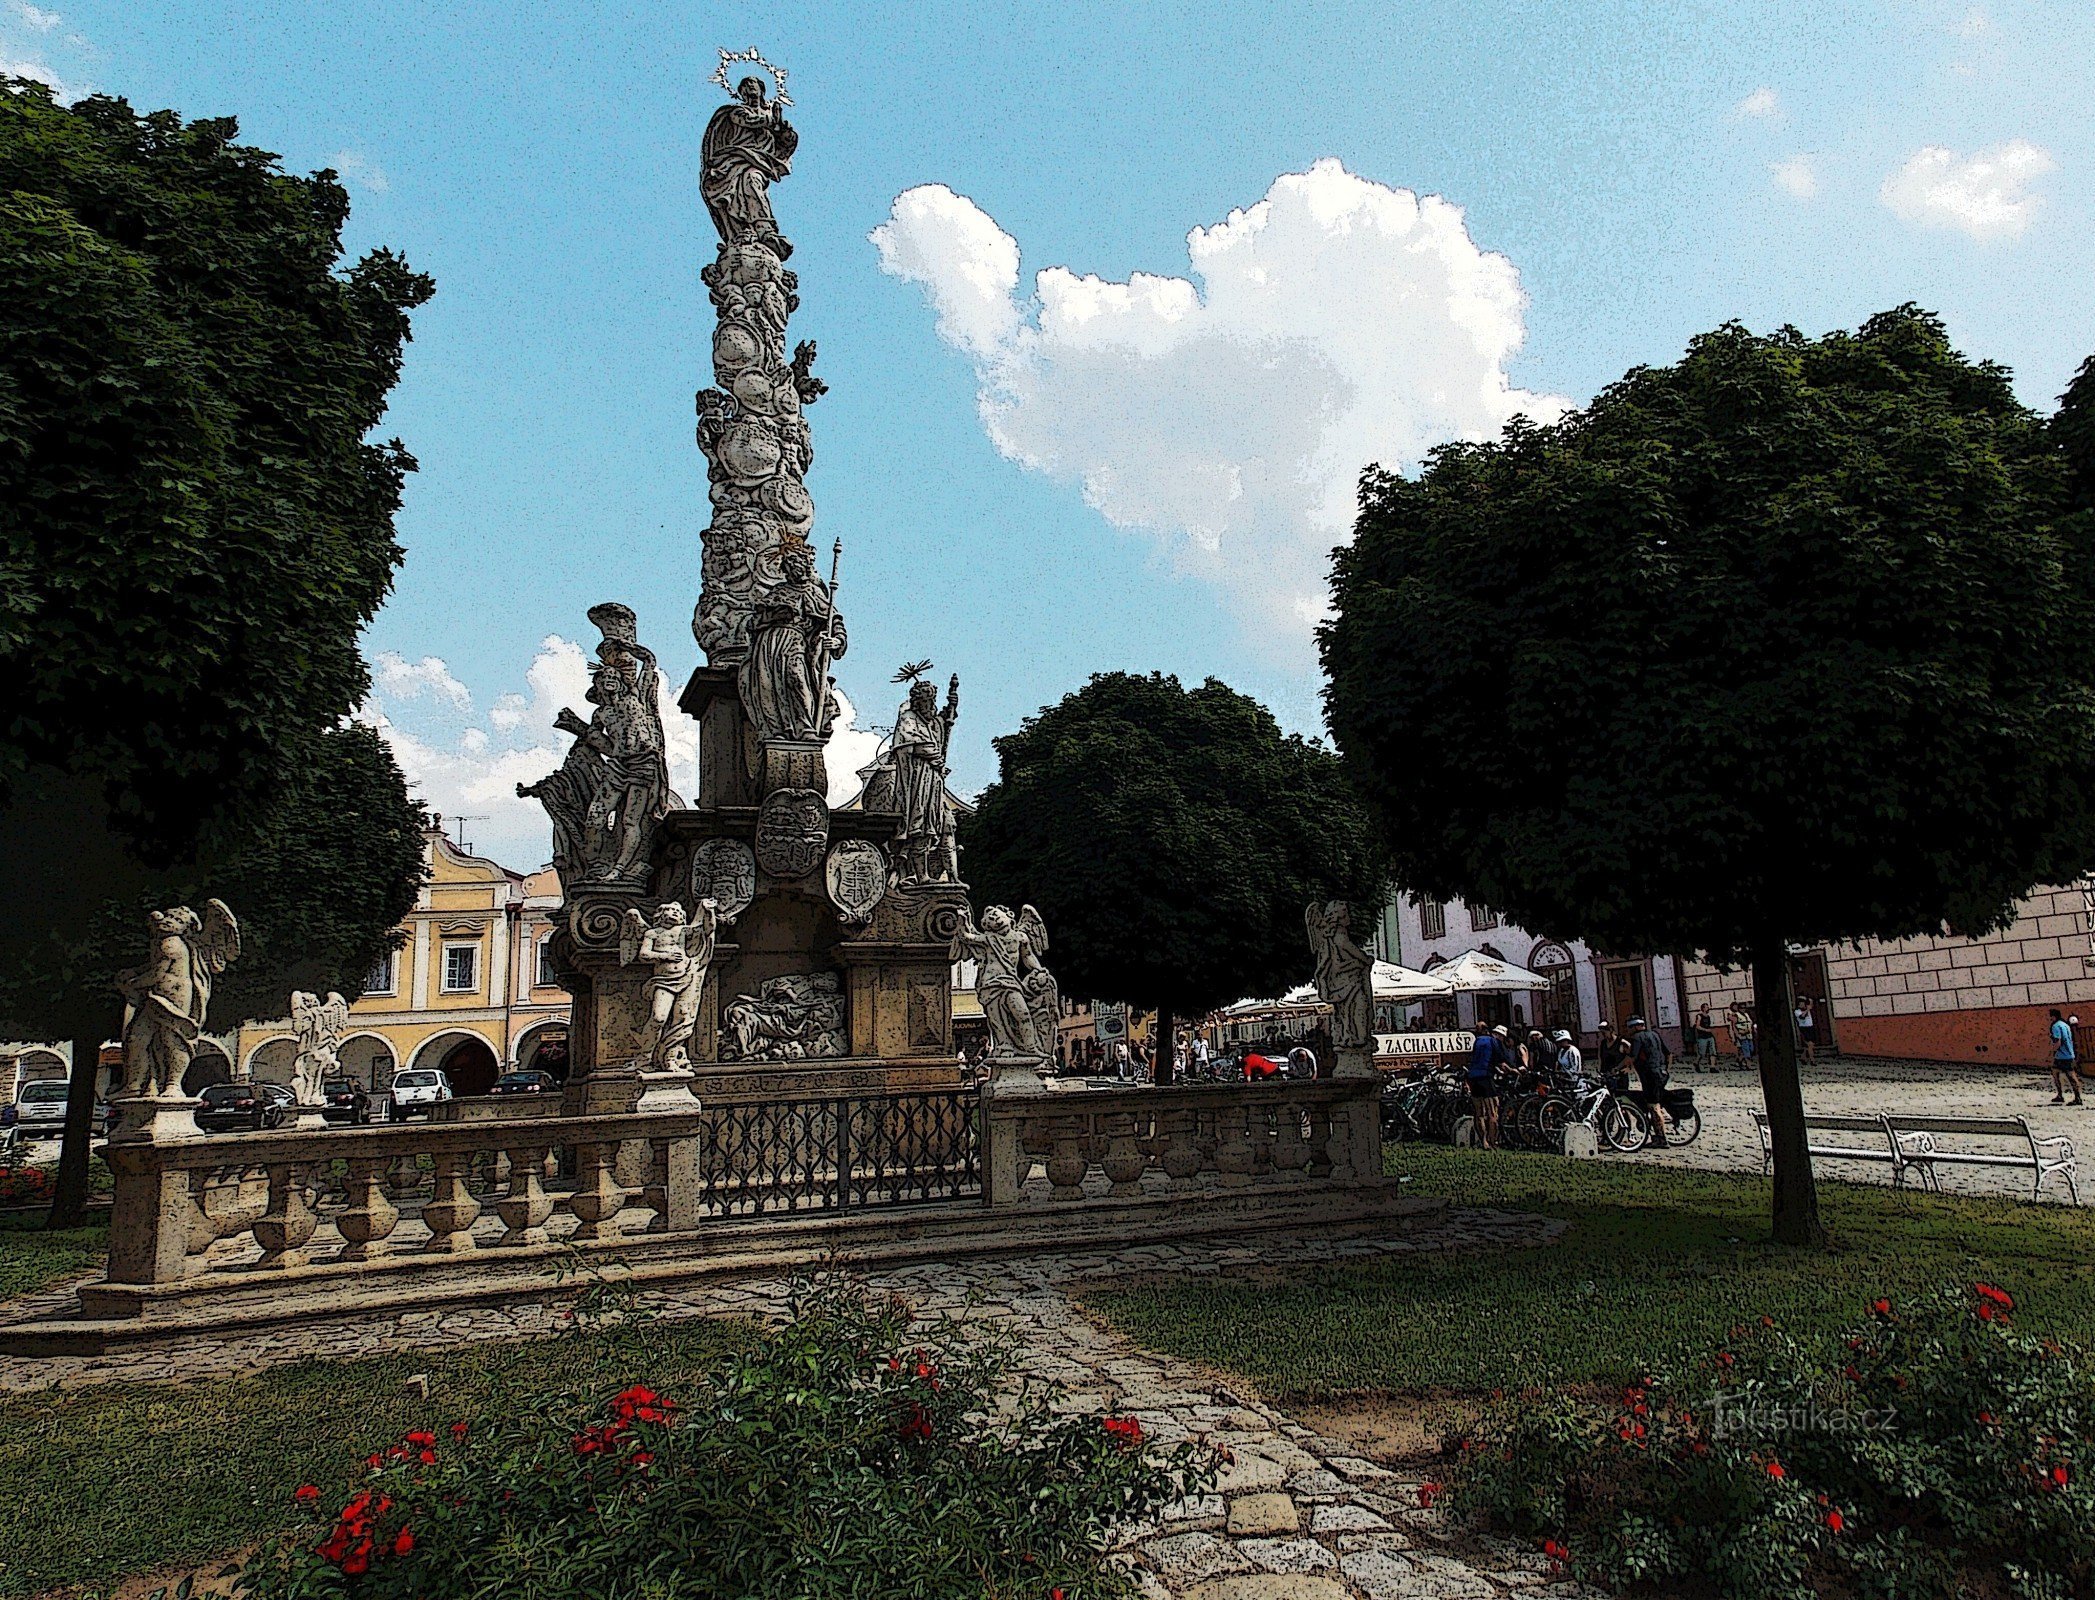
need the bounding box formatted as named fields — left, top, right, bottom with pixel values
left=1323, top=307, right=2095, bottom=964
left=0, top=81, right=433, bottom=966
left=0, top=82, right=433, bottom=1220
left=960, top=672, right=1386, bottom=1064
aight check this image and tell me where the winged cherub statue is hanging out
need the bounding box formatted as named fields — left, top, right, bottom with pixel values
left=620, top=900, right=718, bottom=1073
left=951, top=904, right=1055, bottom=1059
left=290, top=990, right=351, bottom=1105
left=116, top=900, right=241, bottom=1098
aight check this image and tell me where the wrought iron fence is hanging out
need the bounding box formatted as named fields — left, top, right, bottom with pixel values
left=697, top=1089, right=981, bottom=1214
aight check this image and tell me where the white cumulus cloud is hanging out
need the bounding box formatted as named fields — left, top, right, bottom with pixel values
left=329, top=150, right=390, bottom=195
left=1734, top=86, right=1781, bottom=118
left=8, top=2, right=60, bottom=32
left=1771, top=156, right=1818, bottom=199
left=373, top=650, right=473, bottom=711
left=1880, top=139, right=2055, bottom=240
left=871, top=159, right=1566, bottom=638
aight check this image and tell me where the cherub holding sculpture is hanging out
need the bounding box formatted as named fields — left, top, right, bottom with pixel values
left=116, top=900, right=241, bottom=1098
left=951, top=904, right=1055, bottom=1059
left=620, top=900, right=718, bottom=1073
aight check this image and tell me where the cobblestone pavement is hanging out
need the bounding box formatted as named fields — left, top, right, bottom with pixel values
left=4, top=1207, right=1599, bottom=1599
left=1618, top=1058, right=2087, bottom=1203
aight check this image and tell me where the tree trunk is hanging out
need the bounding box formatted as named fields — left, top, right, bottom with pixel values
left=48, top=1024, right=108, bottom=1229
left=1751, top=937, right=1826, bottom=1248
left=1154, top=1003, right=1175, bottom=1085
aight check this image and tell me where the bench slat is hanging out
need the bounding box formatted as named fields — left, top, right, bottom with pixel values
left=1885, top=1115, right=2033, bottom=1138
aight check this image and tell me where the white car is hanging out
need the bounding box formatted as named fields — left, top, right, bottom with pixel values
left=387, top=1069, right=453, bottom=1119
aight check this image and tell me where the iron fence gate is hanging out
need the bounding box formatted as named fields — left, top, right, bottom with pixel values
left=697, top=1089, right=982, bottom=1215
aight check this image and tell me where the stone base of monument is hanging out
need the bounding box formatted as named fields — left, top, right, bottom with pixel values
left=1331, top=1047, right=1379, bottom=1081
left=106, top=1094, right=202, bottom=1144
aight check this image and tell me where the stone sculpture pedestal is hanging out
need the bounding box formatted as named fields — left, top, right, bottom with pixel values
left=1332, top=1046, right=1378, bottom=1081
left=107, top=1092, right=202, bottom=1144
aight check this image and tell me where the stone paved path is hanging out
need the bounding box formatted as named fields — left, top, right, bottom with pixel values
left=4, top=1208, right=1600, bottom=1599
left=1620, top=1058, right=2087, bottom=1203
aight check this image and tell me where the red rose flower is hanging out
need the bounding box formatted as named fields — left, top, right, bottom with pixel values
left=1871, top=1298, right=1891, bottom=1316
left=1825, top=1509, right=1844, bottom=1534
left=392, top=1528, right=414, bottom=1557
left=293, top=1484, right=320, bottom=1505
left=1766, top=1459, right=1786, bottom=1479
left=1100, top=1415, right=1145, bottom=1447
left=1416, top=1481, right=1442, bottom=1508
left=450, top=1420, right=469, bottom=1439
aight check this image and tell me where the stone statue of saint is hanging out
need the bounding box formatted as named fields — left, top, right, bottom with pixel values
left=116, top=901, right=241, bottom=1098
left=701, top=75, right=798, bottom=259
left=289, top=990, right=350, bottom=1104
left=951, top=904, right=1053, bottom=1059
left=520, top=604, right=670, bottom=887
left=620, top=900, right=717, bottom=1073
left=1306, top=900, right=1375, bottom=1050
left=738, top=541, right=846, bottom=744
left=891, top=671, right=960, bottom=883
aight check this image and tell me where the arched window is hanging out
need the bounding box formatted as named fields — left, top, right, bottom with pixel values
left=1528, top=940, right=1579, bottom=1036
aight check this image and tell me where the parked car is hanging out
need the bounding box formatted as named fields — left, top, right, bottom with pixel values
left=12, top=1078, right=111, bottom=1140
left=321, top=1079, right=373, bottom=1125
left=194, top=1081, right=294, bottom=1133
left=388, top=1069, right=453, bottom=1119
left=489, top=1070, right=559, bottom=1098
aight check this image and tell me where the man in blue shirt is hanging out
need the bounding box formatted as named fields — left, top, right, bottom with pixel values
left=1466, top=1025, right=1510, bottom=1148
left=2048, top=1009, right=2085, bottom=1106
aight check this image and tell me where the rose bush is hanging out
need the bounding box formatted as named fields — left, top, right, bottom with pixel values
left=235, top=1278, right=1208, bottom=1599
left=1446, top=1282, right=2092, bottom=1599
left=0, top=1164, right=54, bottom=1206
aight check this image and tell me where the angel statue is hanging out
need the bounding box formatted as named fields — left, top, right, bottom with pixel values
left=116, top=901, right=241, bottom=1099
left=620, top=900, right=718, bottom=1073
left=290, top=990, right=351, bottom=1105
left=951, top=904, right=1053, bottom=1059
left=1305, top=899, right=1375, bottom=1052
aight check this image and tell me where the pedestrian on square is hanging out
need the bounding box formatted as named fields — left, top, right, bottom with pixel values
left=1553, top=1028, right=1584, bottom=1079
left=1627, top=1015, right=1673, bottom=1145
left=2047, top=1009, right=2085, bottom=1105
left=1693, top=1005, right=1716, bottom=1070
left=1597, top=1022, right=1628, bottom=1085
left=1794, top=1000, right=1818, bottom=1066
left=1728, top=1002, right=1756, bottom=1065
left=1466, top=1025, right=1510, bottom=1148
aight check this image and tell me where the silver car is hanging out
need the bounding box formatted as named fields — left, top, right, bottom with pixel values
left=11, top=1078, right=110, bottom=1141
left=387, top=1069, right=453, bottom=1119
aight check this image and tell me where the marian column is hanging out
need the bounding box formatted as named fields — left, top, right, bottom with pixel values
left=688, top=52, right=841, bottom=804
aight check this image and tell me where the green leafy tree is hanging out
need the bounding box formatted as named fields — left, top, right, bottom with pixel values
left=1323, top=308, right=2095, bottom=1245
left=959, top=673, right=1386, bottom=1079
left=0, top=83, right=433, bottom=1221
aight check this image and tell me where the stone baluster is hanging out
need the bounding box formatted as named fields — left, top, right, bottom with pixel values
left=569, top=1141, right=629, bottom=1240
left=1158, top=1108, right=1203, bottom=1189
left=253, top=1164, right=319, bottom=1269
left=1271, top=1102, right=1309, bottom=1177
left=1099, top=1110, right=1146, bottom=1195
left=1044, top=1115, right=1089, bottom=1200
left=336, top=1157, right=401, bottom=1260
left=105, top=1148, right=203, bottom=1287
left=496, top=1143, right=555, bottom=1246
left=1304, top=1105, right=1334, bottom=1177
left=1214, top=1104, right=1256, bottom=1187
left=390, top=1152, right=421, bottom=1201
left=422, top=1151, right=482, bottom=1253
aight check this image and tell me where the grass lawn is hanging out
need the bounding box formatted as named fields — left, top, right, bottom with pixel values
left=1085, top=1147, right=2095, bottom=1404
left=0, top=1211, right=107, bottom=1302
left=0, top=1312, right=756, bottom=1600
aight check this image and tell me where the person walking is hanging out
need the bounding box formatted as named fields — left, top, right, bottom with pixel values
left=1794, top=999, right=1818, bottom=1066
left=1627, top=1015, right=1673, bottom=1145
left=1728, top=1002, right=1756, bottom=1066
left=1693, top=1005, right=1716, bottom=1070
left=2048, top=1009, right=2086, bottom=1105
left=1466, top=1025, right=1510, bottom=1149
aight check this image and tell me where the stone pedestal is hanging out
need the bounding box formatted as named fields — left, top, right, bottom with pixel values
left=1332, top=1046, right=1378, bottom=1080
left=107, top=1093, right=202, bottom=1144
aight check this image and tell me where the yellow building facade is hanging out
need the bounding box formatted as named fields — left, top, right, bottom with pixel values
left=235, top=826, right=569, bottom=1096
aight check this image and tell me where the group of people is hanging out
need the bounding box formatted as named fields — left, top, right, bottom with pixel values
left=1681, top=1000, right=1821, bottom=1067
left=1463, top=1017, right=1675, bottom=1150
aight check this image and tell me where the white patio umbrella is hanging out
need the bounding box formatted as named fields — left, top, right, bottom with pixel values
left=1431, top=949, right=1551, bottom=992
left=1370, top=959, right=1455, bottom=1001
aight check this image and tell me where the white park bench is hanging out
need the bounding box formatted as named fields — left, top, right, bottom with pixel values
left=1752, top=1110, right=2079, bottom=1204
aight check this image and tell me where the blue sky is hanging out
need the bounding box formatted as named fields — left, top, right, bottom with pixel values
left=13, top=1, right=2092, bottom=866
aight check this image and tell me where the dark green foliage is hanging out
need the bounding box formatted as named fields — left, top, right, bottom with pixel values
left=235, top=1279, right=1207, bottom=1600
left=960, top=671, right=1385, bottom=1024
left=1446, top=1284, right=2095, bottom=1600
left=1321, top=306, right=2095, bottom=965
left=0, top=80, right=434, bottom=1041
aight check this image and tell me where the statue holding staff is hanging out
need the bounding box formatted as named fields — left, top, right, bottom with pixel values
left=889, top=661, right=961, bottom=883
left=700, top=63, right=798, bottom=258
left=739, top=537, right=846, bottom=744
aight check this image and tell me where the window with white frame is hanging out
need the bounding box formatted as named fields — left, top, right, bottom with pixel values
left=363, top=950, right=397, bottom=996
left=441, top=943, right=479, bottom=994
left=536, top=933, right=558, bottom=988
